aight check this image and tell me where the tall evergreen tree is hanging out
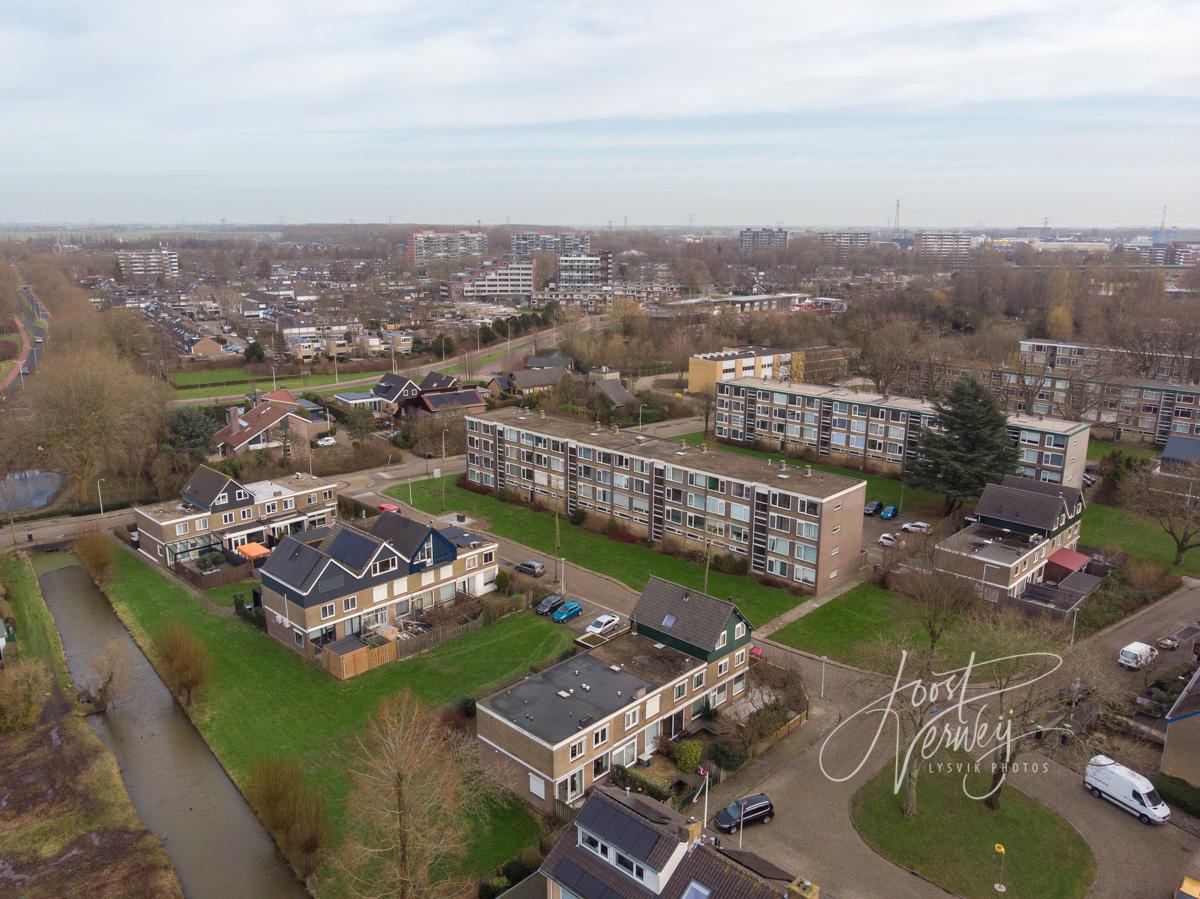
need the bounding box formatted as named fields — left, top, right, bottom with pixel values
left=904, top=377, right=1017, bottom=514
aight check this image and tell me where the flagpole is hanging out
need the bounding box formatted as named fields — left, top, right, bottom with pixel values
left=702, top=772, right=709, bottom=834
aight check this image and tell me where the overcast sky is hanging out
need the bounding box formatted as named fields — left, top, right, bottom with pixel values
left=2, top=0, right=1198, bottom=228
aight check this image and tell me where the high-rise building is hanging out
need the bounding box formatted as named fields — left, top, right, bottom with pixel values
left=441, top=260, right=534, bottom=299
left=818, top=230, right=871, bottom=257
left=913, top=231, right=972, bottom=262
left=738, top=227, right=789, bottom=254
left=555, top=252, right=612, bottom=291
left=116, top=248, right=180, bottom=279
left=405, top=229, right=487, bottom=266
left=509, top=231, right=591, bottom=259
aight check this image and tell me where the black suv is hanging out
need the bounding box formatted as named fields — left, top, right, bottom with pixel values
left=713, top=793, right=774, bottom=832
left=535, top=594, right=566, bottom=616
left=864, top=501, right=884, bottom=517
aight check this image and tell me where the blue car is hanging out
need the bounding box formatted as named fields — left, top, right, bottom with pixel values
left=552, top=600, right=583, bottom=623
left=880, top=504, right=898, bottom=521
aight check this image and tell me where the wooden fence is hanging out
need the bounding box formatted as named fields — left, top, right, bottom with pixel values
left=322, top=639, right=398, bottom=680
left=172, top=556, right=254, bottom=590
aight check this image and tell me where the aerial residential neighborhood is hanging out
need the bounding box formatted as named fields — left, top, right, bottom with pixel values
left=2, top=4, right=1199, bottom=899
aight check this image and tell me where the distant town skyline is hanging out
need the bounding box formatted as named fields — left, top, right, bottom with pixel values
left=2, top=1, right=1197, bottom=227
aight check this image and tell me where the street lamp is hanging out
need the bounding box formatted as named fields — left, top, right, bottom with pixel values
left=639, top=403, right=648, bottom=432
left=270, top=365, right=277, bottom=391
left=441, top=427, right=449, bottom=460
left=97, top=478, right=106, bottom=517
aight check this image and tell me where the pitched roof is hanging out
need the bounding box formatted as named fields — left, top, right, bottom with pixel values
left=1048, top=547, right=1090, bottom=572
left=261, top=536, right=327, bottom=592
left=260, top=388, right=299, bottom=405
left=323, top=526, right=384, bottom=573
left=418, top=371, right=458, bottom=392
left=420, top=388, right=487, bottom=412
left=527, top=350, right=573, bottom=369
left=632, top=577, right=746, bottom=654
left=369, top=512, right=431, bottom=558
left=213, top=400, right=291, bottom=450
left=1000, top=475, right=1083, bottom=510
left=975, top=483, right=1066, bottom=532
left=592, top=378, right=636, bottom=407
left=511, top=367, right=570, bottom=390
left=180, top=466, right=236, bottom=507
left=374, top=372, right=418, bottom=402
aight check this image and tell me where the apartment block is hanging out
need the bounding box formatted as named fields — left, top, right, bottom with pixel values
left=819, top=229, right=871, bottom=257
left=913, top=231, right=972, bottom=262
left=405, top=229, right=487, bottom=266
left=134, top=466, right=339, bottom=566
left=1019, top=338, right=1200, bottom=383
left=441, top=260, right=534, bottom=299
left=738, top=227, right=789, bottom=254
left=715, top=378, right=1090, bottom=488
left=555, top=252, right=612, bottom=291
left=689, top=344, right=849, bottom=393
left=116, top=248, right=180, bottom=279
left=478, top=578, right=753, bottom=812
left=260, top=513, right=498, bottom=663
left=510, top=231, right=591, bottom=259
left=465, top=408, right=866, bottom=591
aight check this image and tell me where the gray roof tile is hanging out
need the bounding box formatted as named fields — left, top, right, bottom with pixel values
left=632, top=577, right=746, bottom=655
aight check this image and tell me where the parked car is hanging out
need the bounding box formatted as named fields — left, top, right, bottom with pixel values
left=1084, top=755, right=1170, bottom=824
left=1117, top=641, right=1158, bottom=670
left=315, top=435, right=337, bottom=448
left=901, top=521, right=931, bottom=533
left=585, top=613, right=621, bottom=636
left=515, top=560, right=546, bottom=577
left=713, top=793, right=775, bottom=833
left=552, top=600, right=583, bottom=623
left=33, top=336, right=43, bottom=344
left=377, top=503, right=400, bottom=513
left=19, top=366, right=29, bottom=376
left=878, top=533, right=899, bottom=548
left=1082, top=473, right=1097, bottom=488
left=1156, top=636, right=1180, bottom=651
left=535, top=594, right=566, bottom=616
left=864, top=501, right=884, bottom=517
left=879, top=504, right=898, bottom=521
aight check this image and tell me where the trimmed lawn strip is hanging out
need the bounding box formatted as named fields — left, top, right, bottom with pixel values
left=203, top=578, right=259, bottom=607
left=1082, top=502, right=1200, bottom=578
left=390, top=476, right=806, bottom=627
left=852, top=758, right=1095, bottom=899
left=170, top=369, right=390, bottom=400
left=171, top=367, right=390, bottom=389
left=1086, top=439, right=1159, bottom=462
left=1, top=552, right=69, bottom=683
left=671, top=432, right=945, bottom=516
left=439, top=345, right=513, bottom=376
left=99, top=550, right=573, bottom=887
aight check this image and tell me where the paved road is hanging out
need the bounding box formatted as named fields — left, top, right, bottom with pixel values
left=0, top=285, right=48, bottom=402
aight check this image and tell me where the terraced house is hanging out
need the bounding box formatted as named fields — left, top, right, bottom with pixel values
left=259, top=512, right=498, bottom=661
left=133, top=466, right=339, bottom=566
left=715, top=378, right=1090, bottom=488
left=465, top=408, right=866, bottom=592
left=478, top=578, right=754, bottom=814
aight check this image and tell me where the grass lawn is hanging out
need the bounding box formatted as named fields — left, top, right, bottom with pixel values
left=171, top=367, right=390, bottom=389
left=0, top=331, right=21, bottom=346
left=96, top=550, right=575, bottom=889
left=1086, top=438, right=1159, bottom=462
left=672, top=432, right=946, bottom=517
left=391, top=476, right=807, bottom=628
left=203, top=578, right=259, bottom=607
left=439, top=345, right=513, bottom=376
left=852, top=758, right=1095, bottom=898
left=1082, top=502, right=1200, bottom=577
left=0, top=552, right=69, bottom=682
left=170, top=369, right=390, bottom=400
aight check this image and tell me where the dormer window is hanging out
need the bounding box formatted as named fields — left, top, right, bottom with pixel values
left=716, top=631, right=727, bottom=650
left=215, top=493, right=228, bottom=505
left=734, top=621, right=746, bottom=640
left=413, top=540, right=431, bottom=565
left=235, top=490, right=249, bottom=501
left=372, top=557, right=398, bottom=576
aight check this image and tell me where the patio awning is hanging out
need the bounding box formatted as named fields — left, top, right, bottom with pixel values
left=237, top=542, right=271, bottom=560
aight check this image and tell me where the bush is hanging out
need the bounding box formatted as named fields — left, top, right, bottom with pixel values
left=155, top=619, right=212, bottom=706
left=710, top=740, right=749, bottom=772
left=0, top=660, right=51, bottom=733
left=246, top=758, right=329, bottom=877
left=74, top=530, right=117, bottom=586
left=493, top=570, right=509, bottom=593
left=673, top=739, right=701, bottom=773
left=569, top=507, right=587, bottom=526
left=611, top=764, right=674, bottom=803
left=234, top=597, right=266, bottom=631
left=478, top=875, right=510, bottom=899
left=747, top=703, right=793, bottom=740
left=1152, top=773, right=1200, bottom=818
left=711, top=553, right=749, bottom=575
left=460, top=697, right=476, bottom=718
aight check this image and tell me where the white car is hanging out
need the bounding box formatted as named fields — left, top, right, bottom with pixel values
left=585, top=614, right=621, bottom=636
left=901, top=521, right=931, bottom=533
left=878, top=533, right=899, bottom=548
left=315, top=436, right=337, bottom=448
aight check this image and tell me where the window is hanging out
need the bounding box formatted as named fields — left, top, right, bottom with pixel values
left=615, top=852, right=646, bottom=881
left=733, top=672, right=746, bottom=695
left=320, top=603, right=335, bottom=620
left=265, top=502, right=277, bottom=515
left=716, top=631, right=727, bottom=650
left=682, top=882, right=712, bottom=899
left=215, top=493, right=228, bottom=505
left=717, top=659, right=729, bottom=676
left=235, top=489, right=249, bottom=500
left=465, top=555, right=478, bottom=570
left=240, top=508, right=253, bottom=520
left=734, top=621, right=746, bottom=639
left=592, top=726, right=609, bottom=748
left=222, top=512, right=235, bottom=525
left=293, top=631, right=305, bottom=649
left=612, top=739, right=637, bottom=768
left=483, top=550, right=495, bottom=564
left=371, top=557, right=398, bottom=576
left=529, top=774, right=545, bottom=800
left=283, top=498, right=294, bottom=510
left=175, top=522, right=189, bottom=536
left=735, top=649, right=746, bottom=666
left=624, top=708, right=639, bottom=729
left=343, top=596, right=357, bottom=612
left=570, top=739, right=585, bottom=760
left=693, top=671, right=705, bottom=690
left=674, top=682, right=687, bottom=701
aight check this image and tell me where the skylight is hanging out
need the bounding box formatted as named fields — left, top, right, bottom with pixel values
left=662, top=613, right=676, bottom=629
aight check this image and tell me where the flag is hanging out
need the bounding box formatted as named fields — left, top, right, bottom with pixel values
left=690, top=773, right=709, bottom=806
left=995, top=843, right=1005, bottom=855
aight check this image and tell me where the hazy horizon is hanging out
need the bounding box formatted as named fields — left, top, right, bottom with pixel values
left=2, top=1, right=1197, bottom=228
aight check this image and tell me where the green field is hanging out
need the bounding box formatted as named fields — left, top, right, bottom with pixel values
left=391, top=476, right=807, bottom=627
left=853, top=759, right=1095, bottom=898
left=171, top=369, right=389, bottom=400
left=438, top=345, right=513, bottom=377
left=0, top=331, right=21, bottom=346
left=1086, top=439, right=1159, bottom=462
left=203, top=579, right=259, bottom=607
left=94, top=550, right=574, bottom=890
left=1082, top=502, right=1200, bottom=577
left=171, top=367, right=391, bottom=389
left=0, top=553, right=69, bottom=682
left=672, top=432, right=945, bottom=517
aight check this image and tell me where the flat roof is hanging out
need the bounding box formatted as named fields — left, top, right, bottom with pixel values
left=693, top=345, right=787, bottom=361
left=938, top=523, right=1041, bottom=567
left=727, top=377, right=934, bottom=414
left=1007, top=414, right=1090, bottom=435
left=472, top=407, right=865, bottom=500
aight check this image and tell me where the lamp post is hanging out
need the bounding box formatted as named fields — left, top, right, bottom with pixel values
left=270, top=365, right=277, bottom=391
left=97, top=478, right=106, bottom=517
left=639, top=403, right=647, bottom=432
left=820, top=655, right=828, bottom=699
left=441, top=427, right=448, bottom=461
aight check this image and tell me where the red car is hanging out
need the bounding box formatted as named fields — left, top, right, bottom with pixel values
left=378, top=503, right=400, bottom=513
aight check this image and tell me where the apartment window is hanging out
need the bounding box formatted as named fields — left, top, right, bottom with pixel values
left=570, top=739, right=585, bottom=760
left=222, top=512, right=235, bottom=525
left=716, top=631, right=727, bottom=650
left=240, top=508, right=253, bottom=520
left=693, top=671, right=705, bottom=690
left=718, top=659, right=729, bottom=676
left=343, top=596, right=357, bottom=612
left=175, top=522, right=189, bottom=536
left=624, top=708, right=639, bottom=729
left=674, top=682, right=687, bottom=701
left=735, top=648, right=746, bottom=666
left=323, top=489, right=333, bottom=500
left=734, top=622, right=746, bottom=640
left=592, top=726, right=609, bottom=748
left=767, top=558, right=790, bottom=578
left=320, top=603, right=335, bottom=620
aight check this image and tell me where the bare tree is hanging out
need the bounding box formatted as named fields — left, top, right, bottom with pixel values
left=1121, top=463, right=1200, bottom=565
left=338, top=690, right=502, bottom=899
left=693, top=384, right=718, bottom=435
left=85, top=639, right=128, bottom=714
left=849, top=314, right=921, bottom=394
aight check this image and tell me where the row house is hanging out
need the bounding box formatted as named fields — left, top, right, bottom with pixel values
left=134, top=466, right=339, bottom=566
left=716, top=378, right=1090, bottom=489
left=478, top=578, right=754, bottom=813
left=934, top=476, right=1086, bottom=601
left=260, top=513, right=498, bottom=661
left=466, top=408, right=866, bottom=592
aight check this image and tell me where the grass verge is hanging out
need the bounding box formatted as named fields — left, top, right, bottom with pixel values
left=203, top=578, right=259, bottom=607
left=1, top=552, right=69, bottom=683
left=97, top=549, right=573, bottom=891
left=1086, top=439, right=1159, bottom=462
left=852, top=759, right=1096, bottom=899
left=1082, top=502, right=1200, bottom=578
left=391, top=476, right=808, bottom=627
left=170, top=369, right=390, bottom=400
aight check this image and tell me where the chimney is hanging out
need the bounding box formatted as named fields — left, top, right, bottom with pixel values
left=227, top=406, right=240, bottom=430
left=679, top=816, right=702, bottom=847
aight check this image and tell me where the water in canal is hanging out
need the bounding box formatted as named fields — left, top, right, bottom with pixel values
left=36, top=557, right=306, bottom=899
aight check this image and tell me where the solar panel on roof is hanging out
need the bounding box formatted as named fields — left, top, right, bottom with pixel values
left=553, top=859, right=627, bottom=899
left=577, top=799, right=661, bottom=863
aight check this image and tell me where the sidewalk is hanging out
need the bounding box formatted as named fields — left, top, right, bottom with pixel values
left=756, top=569, right=868, bottom=638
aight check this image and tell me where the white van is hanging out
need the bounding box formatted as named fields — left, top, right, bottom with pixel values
left=1084, top=755, right=1170, bottom=824
left=1117, top=641, right=1158, bottom=670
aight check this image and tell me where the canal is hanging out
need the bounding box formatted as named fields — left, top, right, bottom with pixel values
left=36, top=555, right=305, bottom=899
